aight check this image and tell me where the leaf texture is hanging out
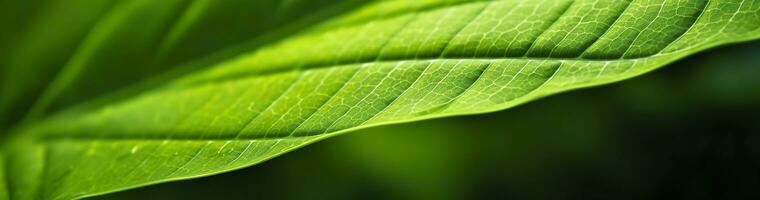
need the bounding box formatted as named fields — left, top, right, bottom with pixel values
left=2, top=0, right=760, bottom=199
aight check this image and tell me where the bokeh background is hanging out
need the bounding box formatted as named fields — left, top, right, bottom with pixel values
left=90, top=40, right=760, bottom=200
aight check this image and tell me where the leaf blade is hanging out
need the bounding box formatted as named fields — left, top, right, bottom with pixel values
left=3, top=0, right=760, bottom=199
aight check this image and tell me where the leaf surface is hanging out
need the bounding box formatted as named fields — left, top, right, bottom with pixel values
left=2, top=0, right=760, bottom=199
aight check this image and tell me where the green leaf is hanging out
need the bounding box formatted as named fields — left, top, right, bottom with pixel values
left=2, top=0, right=759, bottom=199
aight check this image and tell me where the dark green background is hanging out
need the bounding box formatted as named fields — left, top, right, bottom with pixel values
left=92, top=41, right=760, bottom=200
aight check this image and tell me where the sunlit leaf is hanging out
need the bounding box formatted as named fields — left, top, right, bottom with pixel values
left=1, top=0, right=759, bottom=199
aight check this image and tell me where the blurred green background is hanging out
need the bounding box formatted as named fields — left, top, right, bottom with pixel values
left=91, top=41, right=760, bottom=200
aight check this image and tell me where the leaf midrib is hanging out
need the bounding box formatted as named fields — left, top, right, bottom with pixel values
left=176, top=52, right=679, bottom=88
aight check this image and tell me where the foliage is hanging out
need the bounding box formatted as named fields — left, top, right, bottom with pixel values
left=1, top=0, right=759, bottom=199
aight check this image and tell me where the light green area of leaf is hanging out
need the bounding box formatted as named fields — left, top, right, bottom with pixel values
left=1, top=0, right=759, bottom=199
